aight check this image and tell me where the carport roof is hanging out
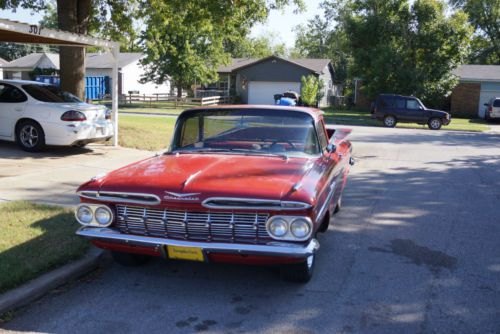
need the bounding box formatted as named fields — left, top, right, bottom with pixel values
left=0, top=18, right=119, bottom=48
left=453, top=65, right=500, bottom=82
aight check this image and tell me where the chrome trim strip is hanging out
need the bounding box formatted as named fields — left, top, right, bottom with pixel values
left=77, top=227, right=319, bottom=258
left=316, top=181, right=336, bottom=222
left=77, top=191, right=161, bottom=205
left=202, top=197, right=312, bottom=211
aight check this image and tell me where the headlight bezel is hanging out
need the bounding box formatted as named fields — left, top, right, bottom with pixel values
left=75, top=204, right=114, bottom=227
left=266, top=216, right=313, bottom=241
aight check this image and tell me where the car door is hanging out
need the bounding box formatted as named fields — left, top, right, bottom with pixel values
left=0, top=84, right=28, bottom=138
left=390, top=97, right=407, bottom=121
left=405, top=98, right=426, bottom=122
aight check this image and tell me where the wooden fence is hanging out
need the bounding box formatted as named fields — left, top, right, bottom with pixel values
left=119, top=94, right=233, bottom=106
left=190, top=96, right=234, bottom=106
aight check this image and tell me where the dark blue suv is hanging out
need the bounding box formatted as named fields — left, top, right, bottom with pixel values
left=372, top=94, right=451, bottom=130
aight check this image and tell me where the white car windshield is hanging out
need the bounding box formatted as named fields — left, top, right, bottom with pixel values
left=171, top=109, right=321, bottom=158
left=22, top=84, right=82, bottom=103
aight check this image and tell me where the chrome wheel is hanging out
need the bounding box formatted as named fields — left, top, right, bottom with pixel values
left=429, top=118, right=442, bottom=130
left=384, top=116, right=396, bottom=127
left=20, top=125, right=39, bottom=148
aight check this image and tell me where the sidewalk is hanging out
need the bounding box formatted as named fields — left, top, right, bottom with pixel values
left=0, top=142, right=152, bottom=206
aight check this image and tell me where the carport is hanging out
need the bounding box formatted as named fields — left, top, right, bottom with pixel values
left=0, top=18, right=121, bottom=146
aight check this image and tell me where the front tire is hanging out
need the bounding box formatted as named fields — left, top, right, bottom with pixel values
left=428, top=118, right=442, bottom=130
left=280, top=254, right=315, bottom=283
left=334, top=195, right=342, bottom=214
left=383, top=115, right=397, bottom=127
left=16, top=120, right=45, bottom=152
left=111, top=251, right=151, bottom=267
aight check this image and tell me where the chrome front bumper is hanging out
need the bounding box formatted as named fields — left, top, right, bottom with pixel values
left=77, top=227, right=319, bottom=258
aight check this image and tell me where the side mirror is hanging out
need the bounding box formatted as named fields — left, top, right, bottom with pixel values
left=326, top=143, right=336, bottom=153
left=484, top=103, right=489, bottom=106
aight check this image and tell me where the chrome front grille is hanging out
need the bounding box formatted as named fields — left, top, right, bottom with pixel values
left=115, top=205, right=271, bottom=243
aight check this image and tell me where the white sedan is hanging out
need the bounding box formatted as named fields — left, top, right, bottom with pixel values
left=0, top=79, right=114, bottom=152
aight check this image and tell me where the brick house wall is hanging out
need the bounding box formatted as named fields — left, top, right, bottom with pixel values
left=450, top=82, right=480, bottom=117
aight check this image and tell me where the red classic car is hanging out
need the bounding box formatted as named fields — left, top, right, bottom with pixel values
left=74, top=105, right=354, bottom=282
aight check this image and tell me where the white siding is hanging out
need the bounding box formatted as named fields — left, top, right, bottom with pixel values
left=121, top=60, right=171, bottom=95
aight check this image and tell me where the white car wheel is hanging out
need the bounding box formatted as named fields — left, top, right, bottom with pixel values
left=16, top=121, right=45, bottom=152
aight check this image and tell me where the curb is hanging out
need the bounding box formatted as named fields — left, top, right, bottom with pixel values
left=0, top=247, right=103, bottom=315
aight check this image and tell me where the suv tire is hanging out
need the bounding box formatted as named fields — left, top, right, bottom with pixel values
left=428, top=118, right=442, bottom=130
left=383, top=115, right=397, bottom=127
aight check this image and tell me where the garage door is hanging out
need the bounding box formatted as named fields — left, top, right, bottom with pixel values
left=478, top=82, right=500, bottom=118
left=248, top=81, right=301, bottom=105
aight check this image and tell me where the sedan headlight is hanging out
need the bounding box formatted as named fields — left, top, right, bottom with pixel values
left=76, top=205, right=93, bottom=225
left=266, top=216, right=313, bottom=241
left=268, top=218, right=288, bottom=237
left=95, top=206, right=113, bottom=226
left=75, top=204, right=114, bottom=227
left=290, top=218, right=311, bottom=238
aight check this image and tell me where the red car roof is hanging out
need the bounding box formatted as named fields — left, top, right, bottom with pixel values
left=184, top=104, right=324, bottom=121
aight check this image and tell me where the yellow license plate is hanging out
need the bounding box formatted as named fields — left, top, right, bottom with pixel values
left=167, top=245, right=204, bottom=262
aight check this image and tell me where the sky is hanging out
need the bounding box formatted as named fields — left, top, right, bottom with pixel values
left=0, top=0, right=324, bottom=49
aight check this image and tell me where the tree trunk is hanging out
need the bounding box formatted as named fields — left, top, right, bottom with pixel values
left=176, top=81, right=183, bottom=98
left=57, top=0, right=91, bottom=99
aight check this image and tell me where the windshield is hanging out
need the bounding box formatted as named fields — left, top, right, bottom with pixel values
left=22, top=84, right=82, bottom=103
left=171, top=109, right=320, bottom=158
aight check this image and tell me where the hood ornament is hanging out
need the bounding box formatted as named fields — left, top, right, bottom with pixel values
left=163, top=191, right=200, bottom=201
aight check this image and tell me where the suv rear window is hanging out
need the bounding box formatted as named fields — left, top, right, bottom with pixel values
left=493, top=99, right=500, bottom=107
left=22, top=84, right=81, bottom=103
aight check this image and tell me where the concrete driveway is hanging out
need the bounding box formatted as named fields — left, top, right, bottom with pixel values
left=2, top=127, right=500, bottom=333
left=0, top=141, right=153, bottom=206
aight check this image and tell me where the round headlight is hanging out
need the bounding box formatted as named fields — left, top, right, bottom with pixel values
left=95, top=206, right=113, bottom=226
left=76, top=206, right=93, bottom=225
left=290, top=218, right=311, bottom=239
left=269, top=218, right=288, bottom=237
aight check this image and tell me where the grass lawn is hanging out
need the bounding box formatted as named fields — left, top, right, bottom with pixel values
left=117, top=114, right=176, bottom=151
left=322, top=108, right=489, bottom=132
left=0, top=201, right=88, bottom=294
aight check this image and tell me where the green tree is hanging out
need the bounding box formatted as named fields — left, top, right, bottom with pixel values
left=328, top=0, right=472, bottom=107
left=300, top=75, right=320, bottom=106
left=450, top=0, right=500, bottom=64
left=225, top=33, right=288, bottom=58
left=140, top=0, right=303, bottom=97
left=293, top=13, right=351, bottom=83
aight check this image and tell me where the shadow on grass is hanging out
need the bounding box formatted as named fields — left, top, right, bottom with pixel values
left=0, top=209, right=87, bottom=295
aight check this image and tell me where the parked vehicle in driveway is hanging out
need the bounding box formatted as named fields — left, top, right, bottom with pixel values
left=0, top=79, right=114, bottom=152
left=372, top=94, right=451, bottom=130
left=74, top=105, right=354, bottom=282
left=484, top=97, right=500, bottom=121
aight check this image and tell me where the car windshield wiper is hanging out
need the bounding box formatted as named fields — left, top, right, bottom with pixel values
left=228, top=148, right=288, bottom=160
left=169, top=147, right=288, bottom=159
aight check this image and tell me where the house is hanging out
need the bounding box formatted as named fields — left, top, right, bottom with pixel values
left=0, top=52, right=171, bottom=96
left=198, top=56, right=339, bottom=107
left=0, top=57, right=8, bottom=79
left=451, top=65, right=500, bottom=118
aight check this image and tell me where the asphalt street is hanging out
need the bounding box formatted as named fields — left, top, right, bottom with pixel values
left=1, top=126, right=499, bottom=334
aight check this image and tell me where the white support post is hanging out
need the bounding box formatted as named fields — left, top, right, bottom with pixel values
left=111, top=45, right=119, bottom=147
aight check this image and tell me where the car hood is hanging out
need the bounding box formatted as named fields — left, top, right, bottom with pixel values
left=92, top=154, right=314, bottom=203
left=427, top=108, right=449, bottom=116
